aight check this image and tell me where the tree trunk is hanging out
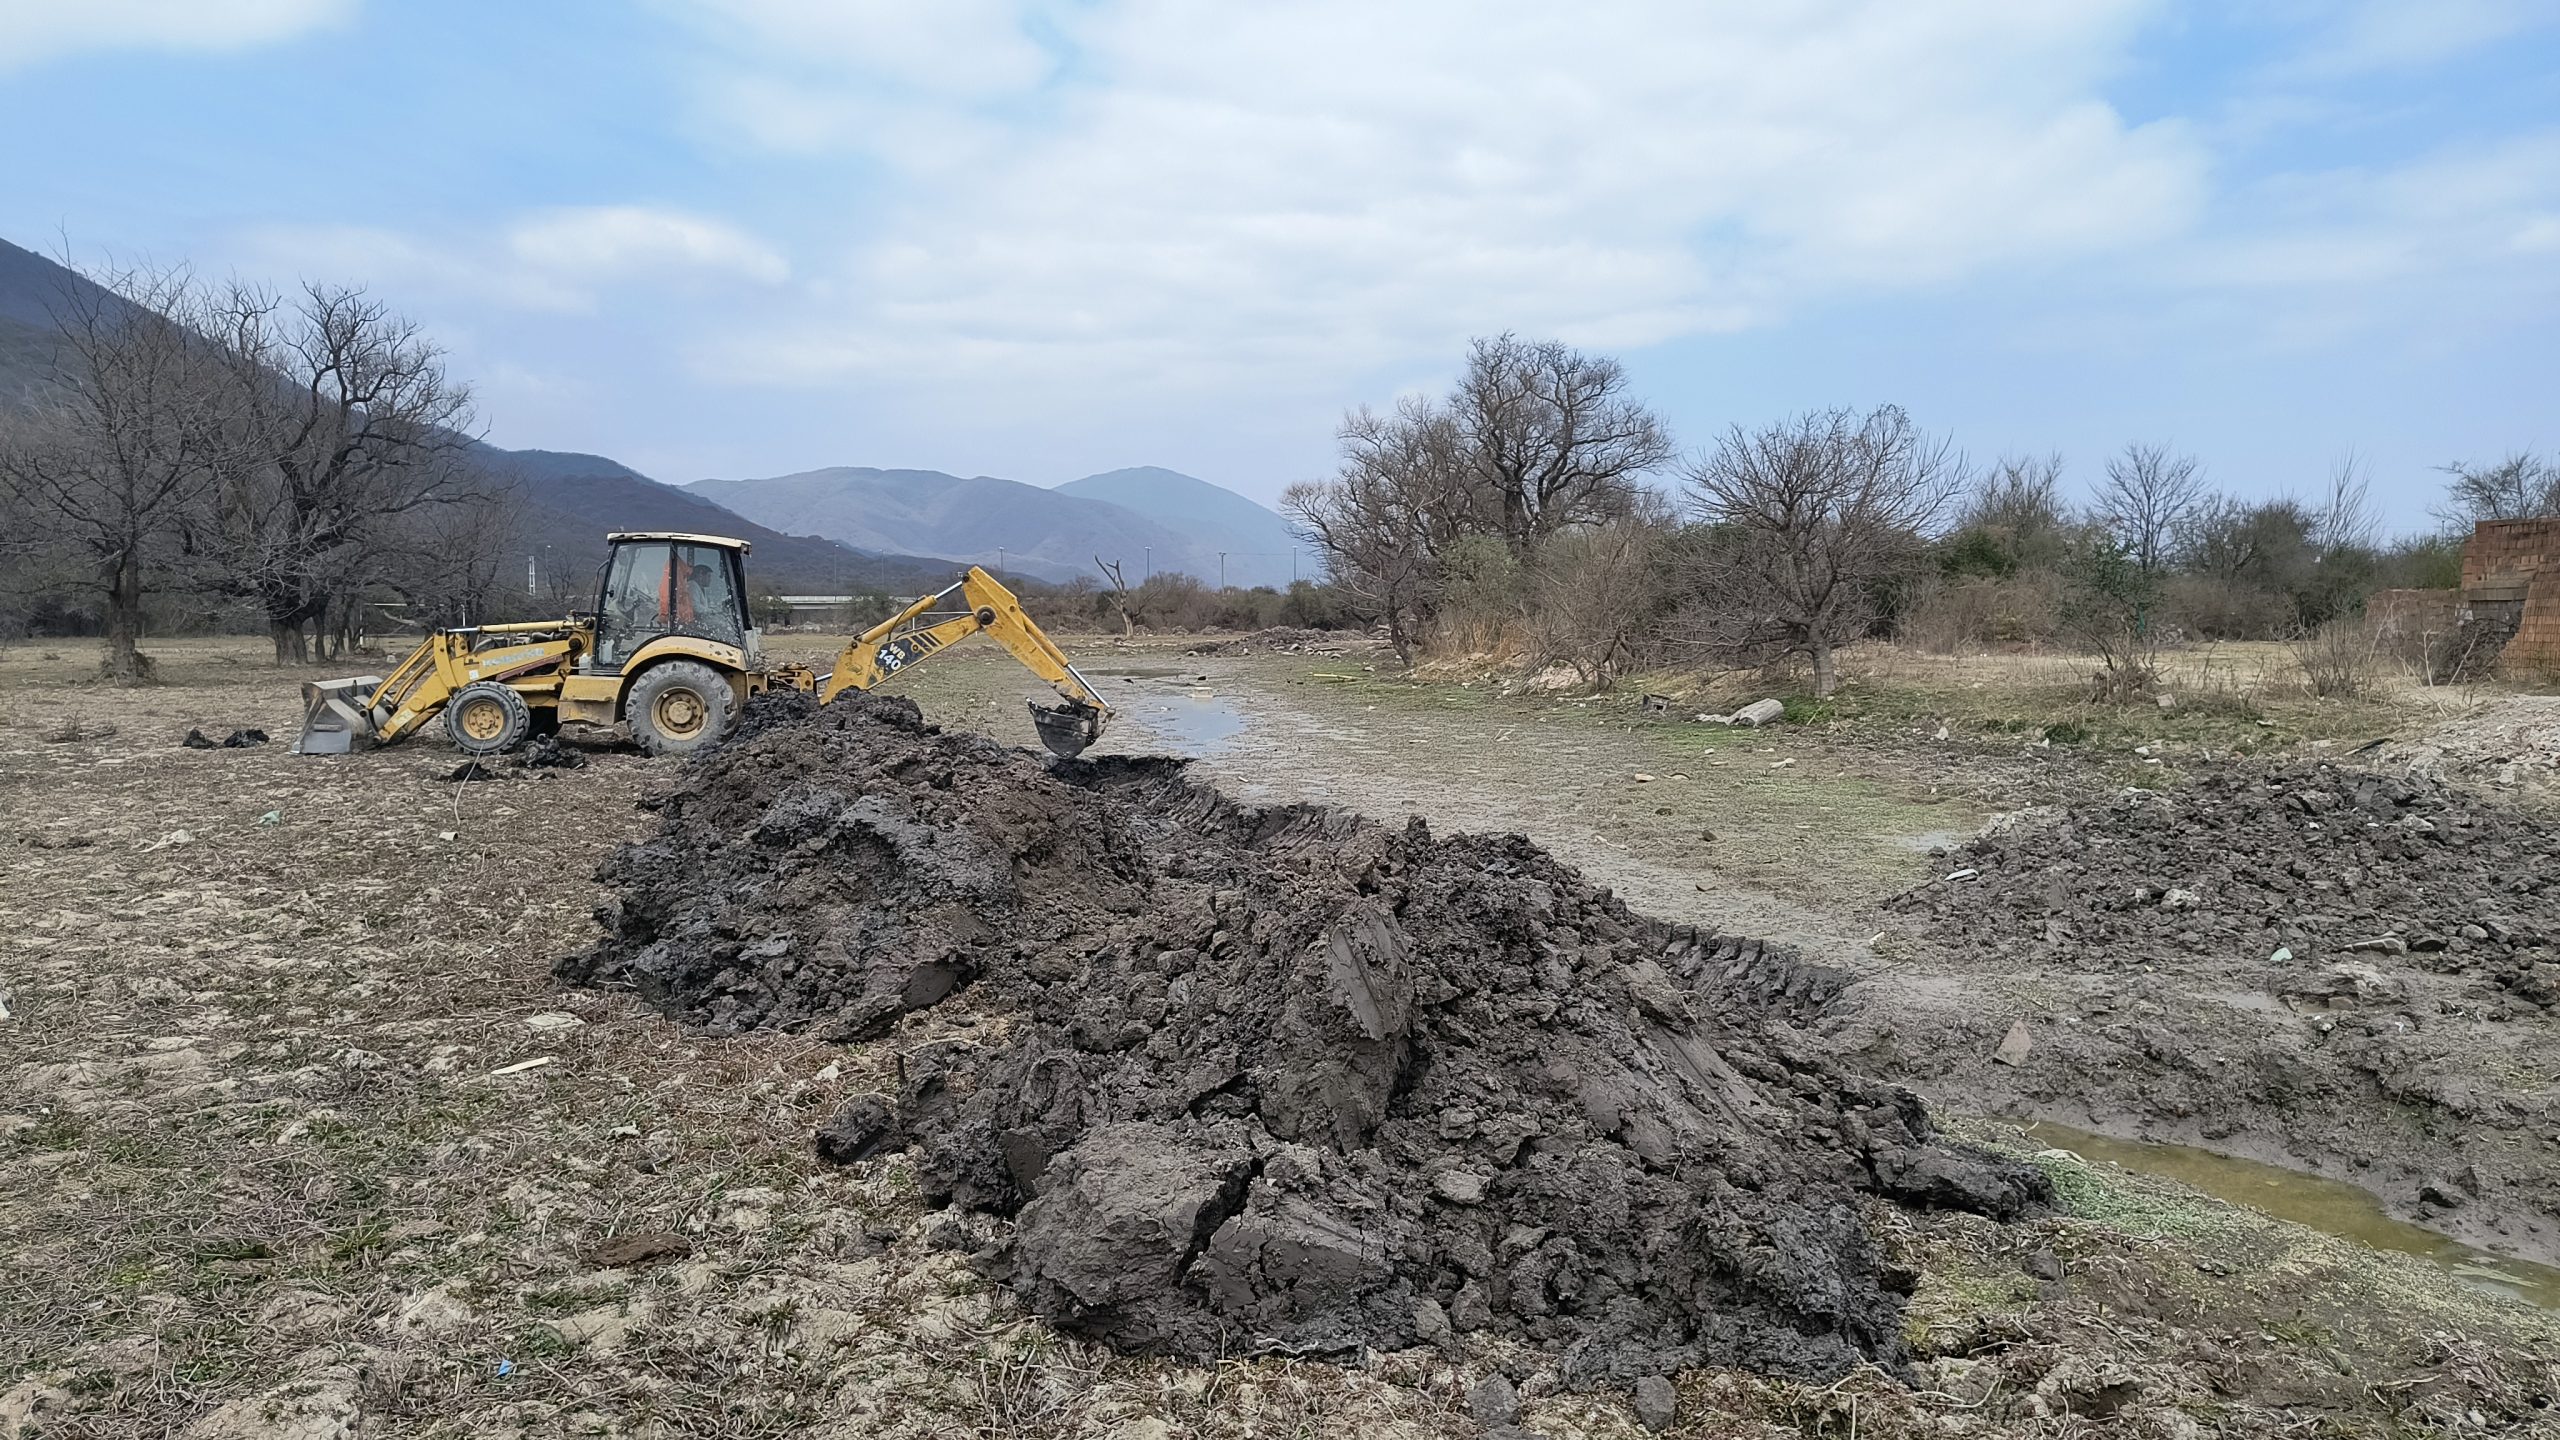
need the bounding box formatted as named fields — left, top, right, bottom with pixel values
left=99, top=545, right=155, bottom=684
left=271, top=621, right=311, bottom=666
left=1809, top=636, right=1838, bottom=697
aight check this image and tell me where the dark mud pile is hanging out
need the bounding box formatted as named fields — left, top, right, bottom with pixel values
left=1893, top=761, right=2560, bottom=1013
left=562, top=697, right=2047, bottom=1386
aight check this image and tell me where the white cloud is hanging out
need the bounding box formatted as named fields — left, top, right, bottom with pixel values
left=0, top=0, right=350, bottom=70
left=682, top=0, right=1049, bottom=97
left=2185, top=134, right=2560, bottom=290
left=244, top=206, right=786, bottom=309
left=679, top=0, right=2207, bottom=395
left=2276, top=0, right=2553, bottom=80
left=506, top=206, right=789, bottom=286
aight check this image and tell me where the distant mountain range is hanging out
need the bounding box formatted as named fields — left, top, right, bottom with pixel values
left=471, top=448, right=965, bottom=597
left=0, top=235, right=1311, bottom=595
left=690, top=464, right=1307, bottom=590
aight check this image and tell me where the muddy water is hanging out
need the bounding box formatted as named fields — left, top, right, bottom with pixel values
left=2024, top=1121, right=2560, bottom=1309
left=1091, top=668, right=1247, bottom=757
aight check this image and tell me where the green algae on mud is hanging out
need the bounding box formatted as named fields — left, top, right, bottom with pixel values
left=2023, top=1120, right=2560, bottom=1310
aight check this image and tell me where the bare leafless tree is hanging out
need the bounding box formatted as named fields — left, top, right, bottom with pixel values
left=1284, top=396, right=1472, bottom=664
left=0, top=261, right=237, bottom=680
left=2320, top=452, right=2379, bottom=553
left=371, top=486, right=520, bottom=636
left=1093, top=555, right=1134, bottom=642
left=2434, top=450, right=2560, bottom=528
left=2096, top=442, right=2207, bottom=576
left=1454, top=333, right=1673, bottom=554
left=1676, top=404, right=1963, bottom=696
left=200, top=281, right=483, bottom=663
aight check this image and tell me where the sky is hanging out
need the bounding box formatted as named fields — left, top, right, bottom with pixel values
left=1, top=1, right=2554, bottom=534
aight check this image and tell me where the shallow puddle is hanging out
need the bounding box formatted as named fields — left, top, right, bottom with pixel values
left=1091, top=670, right=1246, bottom=757
left=2024, top=1120, right=2560, bottom=1309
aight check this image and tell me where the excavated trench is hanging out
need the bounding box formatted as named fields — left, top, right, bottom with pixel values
left=559, top=694, right=2048, bottom=1389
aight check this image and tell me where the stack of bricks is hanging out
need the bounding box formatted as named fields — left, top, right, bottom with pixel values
left=2459, top=518, right=2560, bottom=671
left=2459, top=518, right=2560, bottom=599
left=2511, top=568, right=2560, bottom=671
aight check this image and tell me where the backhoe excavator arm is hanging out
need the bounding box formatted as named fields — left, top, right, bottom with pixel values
left=818, top=567, right=1113, bottom=756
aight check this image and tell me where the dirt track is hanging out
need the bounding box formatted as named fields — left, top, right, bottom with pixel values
left=4, top=636, right=2558, bottom=1438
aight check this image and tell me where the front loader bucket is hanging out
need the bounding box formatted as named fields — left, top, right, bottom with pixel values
left=1030, top=699, right=1106, bottom=759
left=296, top=676, right=384, bottom=755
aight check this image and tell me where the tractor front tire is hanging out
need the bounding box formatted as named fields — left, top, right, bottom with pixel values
left=447, top=682, right=533, bottom=757
left=628, top=660, right=736, bottom=757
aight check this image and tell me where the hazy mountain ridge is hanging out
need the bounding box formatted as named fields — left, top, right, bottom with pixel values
left=1055, top=466, right=1309, bottom=587
left=0, top=238, right=966, bottom=597
left=690, top=464, right=1305, bottom=589
left=1, top=236, right=1306, bottom=595
left=471, top=449, right=972, bottom=596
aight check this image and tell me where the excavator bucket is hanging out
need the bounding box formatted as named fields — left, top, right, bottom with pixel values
left=1030, top=699, right=1106, bottom=759
left=296, top=676, right=383, bottom=755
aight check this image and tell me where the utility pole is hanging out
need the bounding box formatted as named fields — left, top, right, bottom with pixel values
left=997, top=545, right=1006, bottom=580
left=526, top=553, right=537, bottom=596
left=1143, top=546, right=1151, bottom=582
left=1219, top=552, right=1228, bottom=590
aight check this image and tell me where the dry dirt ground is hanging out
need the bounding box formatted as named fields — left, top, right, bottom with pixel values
left=3, top=635, right=2556, bottom=1438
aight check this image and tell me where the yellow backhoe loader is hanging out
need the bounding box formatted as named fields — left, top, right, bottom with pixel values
left=296, top=531, right=1110, bottom=759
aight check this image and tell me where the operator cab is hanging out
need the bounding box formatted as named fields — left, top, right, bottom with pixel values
left=592, top=532, right=753, bottom=672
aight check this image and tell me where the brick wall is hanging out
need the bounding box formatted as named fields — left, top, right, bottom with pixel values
left=2458, top=519, right=2560, bottom=673
left=2461, top=518, right=2560, bottom=597
left=2511, top=567, right=2560, bottom=671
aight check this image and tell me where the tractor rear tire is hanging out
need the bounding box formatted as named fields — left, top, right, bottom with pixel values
left=628, top=660, right=735, bottom=757
left=447, top=682, right=533, bottom=757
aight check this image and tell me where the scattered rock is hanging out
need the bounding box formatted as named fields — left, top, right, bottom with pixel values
left=1870, top=1144, right=2051, bottom=1220
left=812, top=1092, right=903, bottom=1164
left=1412, top=1296, right=1452, bottom=1346
left=1631, top=1374, right=1678, bottom=1432
left=1992, top=1021, right=2033, bottom=1067
left=1430, top=1170, right=1486, bottom=1205
left=1469, top=1373, right=1522, bottom=1427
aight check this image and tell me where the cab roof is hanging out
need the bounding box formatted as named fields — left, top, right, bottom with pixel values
left=606, top=531, right=750, bottom=552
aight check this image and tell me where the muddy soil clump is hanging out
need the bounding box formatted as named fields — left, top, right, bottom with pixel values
left=1894, top=761, right=2560, bottom=1014
left=562, top=697, right=2046, bottom=1387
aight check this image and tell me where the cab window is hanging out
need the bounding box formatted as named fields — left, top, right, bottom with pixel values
left=670, top=543, right=746, bottom=646
left=594, top=541, right=673, bottom=669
